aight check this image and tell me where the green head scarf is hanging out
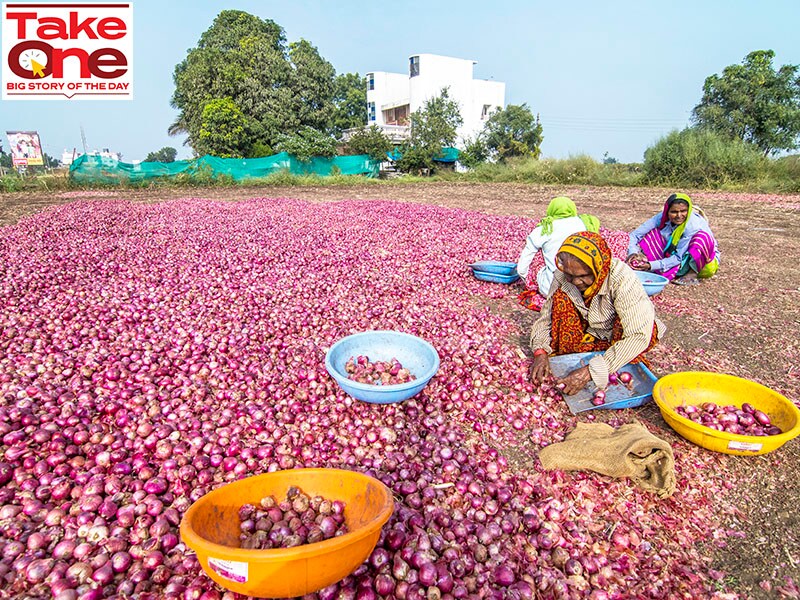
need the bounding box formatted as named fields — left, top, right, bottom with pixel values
left=579, top=214, right=601, bottom=233
left=660, top=193, right=693, bottom=254
left=537, top=197, right=577, bottom=235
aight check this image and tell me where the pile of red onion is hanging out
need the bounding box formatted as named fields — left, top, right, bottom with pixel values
left=0, top=199, right=735, bottom=598
left=239, top=488, right=347, bottom=549
left=346, top=356, right=415, bottom=386
left=675, top=402, right=782, bottom=436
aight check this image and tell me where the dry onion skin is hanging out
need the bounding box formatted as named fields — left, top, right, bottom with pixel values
left=0, top=199, right=736, bottom=598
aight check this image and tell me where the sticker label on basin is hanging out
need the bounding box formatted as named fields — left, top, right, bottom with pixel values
left=208, top=557, right=248, bottom=583
left=727, top=440, right=763, bottom=452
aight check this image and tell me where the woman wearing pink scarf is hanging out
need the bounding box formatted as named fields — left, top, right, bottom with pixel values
left=627, top=193, right=719, bottom=285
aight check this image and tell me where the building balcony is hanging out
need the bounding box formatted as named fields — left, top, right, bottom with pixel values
left=341, top=124, right=410, bottom=145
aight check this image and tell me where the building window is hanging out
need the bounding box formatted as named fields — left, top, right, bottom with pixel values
left=368, top=102, right=376, bottom=122
left=367, top=73, right=374, bottom=91
left=481, top=104, right=492, bottom=120
left=409, top=56, right=419, bottom=78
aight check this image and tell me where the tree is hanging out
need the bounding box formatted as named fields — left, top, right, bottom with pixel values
left=0, top=151, right=12, bottom=169
left=170, top=10, right=353, bottom=157
left=287, top=40, right=336, bottom=133
left=602, top=151, right=618, bottom=165
left=482, top=104, right=543, bottom=161
left=332, top=72, right=367, bottom=135
left=344, top=126, right=392, bottom=160
left=396, top=88, right=463, bottom=174
left=196, top=97, right=251, bottom=158
left=145, top=147, right=178, bottom=163
left=692, top=50, right=800, bottom=156
left=274, top=126, right=337, bottom=161
left=458, top=135, right=490, bottom=169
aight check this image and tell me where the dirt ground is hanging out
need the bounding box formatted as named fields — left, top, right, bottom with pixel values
left=2, top=182, right=799, bottom=599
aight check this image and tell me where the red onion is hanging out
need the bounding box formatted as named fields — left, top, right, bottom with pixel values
left=676, top=403, right=780, bottom=435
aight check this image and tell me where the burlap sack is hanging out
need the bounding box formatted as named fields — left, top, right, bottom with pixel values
left=538, top=421, right=676, bottom=498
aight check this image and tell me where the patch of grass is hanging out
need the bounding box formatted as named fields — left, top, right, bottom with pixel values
left=459, top=155, right=646, bottom=187
left=4, top=152, right=798, bottom=195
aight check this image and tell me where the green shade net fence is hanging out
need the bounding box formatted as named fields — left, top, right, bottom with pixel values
left=68, top=152, right=381, bottom=185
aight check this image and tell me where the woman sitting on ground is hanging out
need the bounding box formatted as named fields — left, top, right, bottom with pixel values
left=530, top=231, right=665, bottom=395
left=517, top=197, right=600, bottom=309
left=627, top=193, right=719, bottom=285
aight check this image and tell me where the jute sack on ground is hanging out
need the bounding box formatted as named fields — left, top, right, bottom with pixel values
left=538, top=421, right=676, bottom=498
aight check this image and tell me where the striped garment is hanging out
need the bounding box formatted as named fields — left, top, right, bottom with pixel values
left=530, top=258, right=666, bottom=389
left=639, top=228, right=718, bottom=280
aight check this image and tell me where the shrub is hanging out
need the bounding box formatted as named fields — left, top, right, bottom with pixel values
left=274, top=127, right=338, bottom=162
left=344, top=126, right=393, bottom=161
left=643, top=128, right=766, bottom=187
left=458, top=136, right=490, bottom=169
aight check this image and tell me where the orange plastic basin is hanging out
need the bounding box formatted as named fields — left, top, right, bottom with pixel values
left=653, top=372, right=800, bottom=455
left=180, top=468, right=394, bottom=598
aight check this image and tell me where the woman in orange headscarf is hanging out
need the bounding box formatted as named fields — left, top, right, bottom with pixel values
left=529, top=231, right=666, bottom=395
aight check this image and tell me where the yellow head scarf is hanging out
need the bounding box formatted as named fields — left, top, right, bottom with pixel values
left=557, top=231, right=612, bottom=300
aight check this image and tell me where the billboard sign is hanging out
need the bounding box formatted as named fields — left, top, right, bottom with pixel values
left=2, top=2, right=133, bottom=100
left=6, top=130, right=44, bottom=166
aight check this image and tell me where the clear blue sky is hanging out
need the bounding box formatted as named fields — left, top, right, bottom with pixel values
left=2, top=0, right=798, bottom=164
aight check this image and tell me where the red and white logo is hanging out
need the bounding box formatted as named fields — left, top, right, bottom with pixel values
left=2, top=2, right=133, bottom=100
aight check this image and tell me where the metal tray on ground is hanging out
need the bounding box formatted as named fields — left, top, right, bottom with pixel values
left=549, top=351, right=658, bottom=415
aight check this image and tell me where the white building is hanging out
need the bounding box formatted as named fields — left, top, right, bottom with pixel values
left=363, top=54, right=506, bottom=145
left=61, top=148, right=122, bottom=167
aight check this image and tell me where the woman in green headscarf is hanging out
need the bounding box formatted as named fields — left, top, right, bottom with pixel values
left=517, top=197, right=601, bottom=306
left=627, top=193, right=719, bottom=285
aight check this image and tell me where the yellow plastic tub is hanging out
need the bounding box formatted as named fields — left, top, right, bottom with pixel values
left=653, top=372, right=800, bottom=455
left=180, top=468, right=394, bottom=598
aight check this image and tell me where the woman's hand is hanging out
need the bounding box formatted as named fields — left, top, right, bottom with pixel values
left=627, top=253, right=651, bottom=271
left=531, top=354, right=551, bottom=384
left=557, top=365, right=592, bottom=395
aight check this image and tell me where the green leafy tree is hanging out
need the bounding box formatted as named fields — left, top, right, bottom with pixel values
left=170, top=10, right=349, bottom=157
left=196, top=98, right=251, bottom=158
left=288, top=40, right=336, bottom=133
left=41, top=152, right=58, bottom=169
left=0, top=151, right=11, bottom=169
left=458, top=135, right=490, bottom=169
left=692, top=50, right=800, bottom=156
left=396, top=88, right=463, bottom=174
left=145, top=147, right=178, bottom=163
left=482, top=104, right=543, bottom=161
left=332, top=72, right=367, bottom=135
left=274, top=126, right=337, bottom=161
left=344, top=126, right=392, bottom=160
left=602, top=151, right=618, bottom=165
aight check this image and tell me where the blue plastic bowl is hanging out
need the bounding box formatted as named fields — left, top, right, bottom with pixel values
left=471, top=270, right=520, bottom=284
left=469, top=261, right=518, bottom=275
left=634, top=271, right=669, bottom=296
left=325, top=331, right=440, bottom=404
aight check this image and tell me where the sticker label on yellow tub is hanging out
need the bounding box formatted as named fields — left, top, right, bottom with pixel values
left=208, top=557, right=248, bottom=583
left=727, top=440, right=763, bottom=452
